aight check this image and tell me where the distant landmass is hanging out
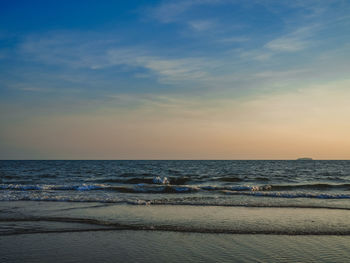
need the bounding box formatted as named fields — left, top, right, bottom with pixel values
left=296, top=157, right=313, bottom=161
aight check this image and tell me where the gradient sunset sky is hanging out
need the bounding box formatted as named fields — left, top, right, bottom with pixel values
left=1, top=0, right=350, bottom=159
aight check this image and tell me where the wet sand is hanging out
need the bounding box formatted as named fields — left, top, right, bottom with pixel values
left=1, top=231, right=350, bottom=263
left=2, top=201, right=350, bottom=235
left=1, top=201, right=350, bottom=262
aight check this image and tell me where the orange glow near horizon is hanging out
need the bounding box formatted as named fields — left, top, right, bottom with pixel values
left=2, top=80, right=350, bottom=159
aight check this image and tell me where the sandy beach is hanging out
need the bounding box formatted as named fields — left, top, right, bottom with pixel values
left=2, top=230, right=350, bottom=263
left=1, top=201, right=350, bottom=262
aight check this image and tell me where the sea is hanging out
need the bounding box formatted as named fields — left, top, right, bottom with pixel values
left=1, top=160, right=350, bottom=262
left=1, top=160, right=350, bottom=207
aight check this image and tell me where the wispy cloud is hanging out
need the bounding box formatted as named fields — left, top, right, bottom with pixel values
left=19, top=32, right=216, bottom=86
left=14, top=26, right=346, bottom=100
left=14, top=87, right=53, bottom=92
left=254, top=69, right=313, bottom=82
left=237, top=25, right=319, bottom=62
left=218, top=36, right=249, bottom=43
left=239, top=49, right=272, bottom=61
left=20, top=32, right=121, bottom=69
left=265, top=26, right=318, bottom=52
left=107, top=48, right=212, bottom=83
left=188, top=20, right=217, bottom=31
left=12, top=1, right=350, bottom=100
left=265, top=36, right=308, bottom=52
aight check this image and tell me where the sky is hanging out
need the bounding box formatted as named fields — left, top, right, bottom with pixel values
left=1, top=0, right=350, bottom=159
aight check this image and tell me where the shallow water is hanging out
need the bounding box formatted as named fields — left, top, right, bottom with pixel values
left=1, top=201, right=350, bottom=235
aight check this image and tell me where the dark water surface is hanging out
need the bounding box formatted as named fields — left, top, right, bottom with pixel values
left=1, top=160, right=350, bottom=235
left=1, top=160, right=350, bottom=206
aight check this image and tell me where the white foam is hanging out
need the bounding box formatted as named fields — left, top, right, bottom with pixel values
left=153, top=176, right=169, bottom=184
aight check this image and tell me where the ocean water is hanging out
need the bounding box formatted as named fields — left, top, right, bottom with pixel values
left=1, top=160, right=350, bottom=236
left=1, top=160, right=350, bottom=205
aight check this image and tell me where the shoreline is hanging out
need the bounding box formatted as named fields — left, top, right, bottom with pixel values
left=1, top=201, right=350, bottom=236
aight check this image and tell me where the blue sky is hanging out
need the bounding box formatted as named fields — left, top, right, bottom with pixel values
left=1, top=0, right=350, bottom=159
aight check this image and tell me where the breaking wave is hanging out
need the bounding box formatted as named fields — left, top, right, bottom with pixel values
left=1, top=182, right=350, bottom=197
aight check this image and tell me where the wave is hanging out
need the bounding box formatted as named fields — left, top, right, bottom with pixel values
left=223, top=190, right=350, bottom=199
left=270, top=183, right=350, bottom=191
left=202, top=183, right=350, bottom=192
left=0, top=184, right=106, bottom=191
left=0, top=183, right=198, bottom=194
left=91, top=178, right=155, bottom=184
left=201, top=185, right=272, bottom=191
left=254, top=177, right=270, bottom=181
left=216, top=176, right=244, bottom=182
left=89, top=176, right=190, bottom=185
left=0, top=183, right=283, bottom=193
left=1, top=182, right=350, bottom=195
left=2, top=193, right=350, bottom=205
left=1, top=198, right=350, bottom=212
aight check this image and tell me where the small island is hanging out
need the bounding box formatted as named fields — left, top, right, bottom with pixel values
left=296, top=157, right=313, bottom=161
